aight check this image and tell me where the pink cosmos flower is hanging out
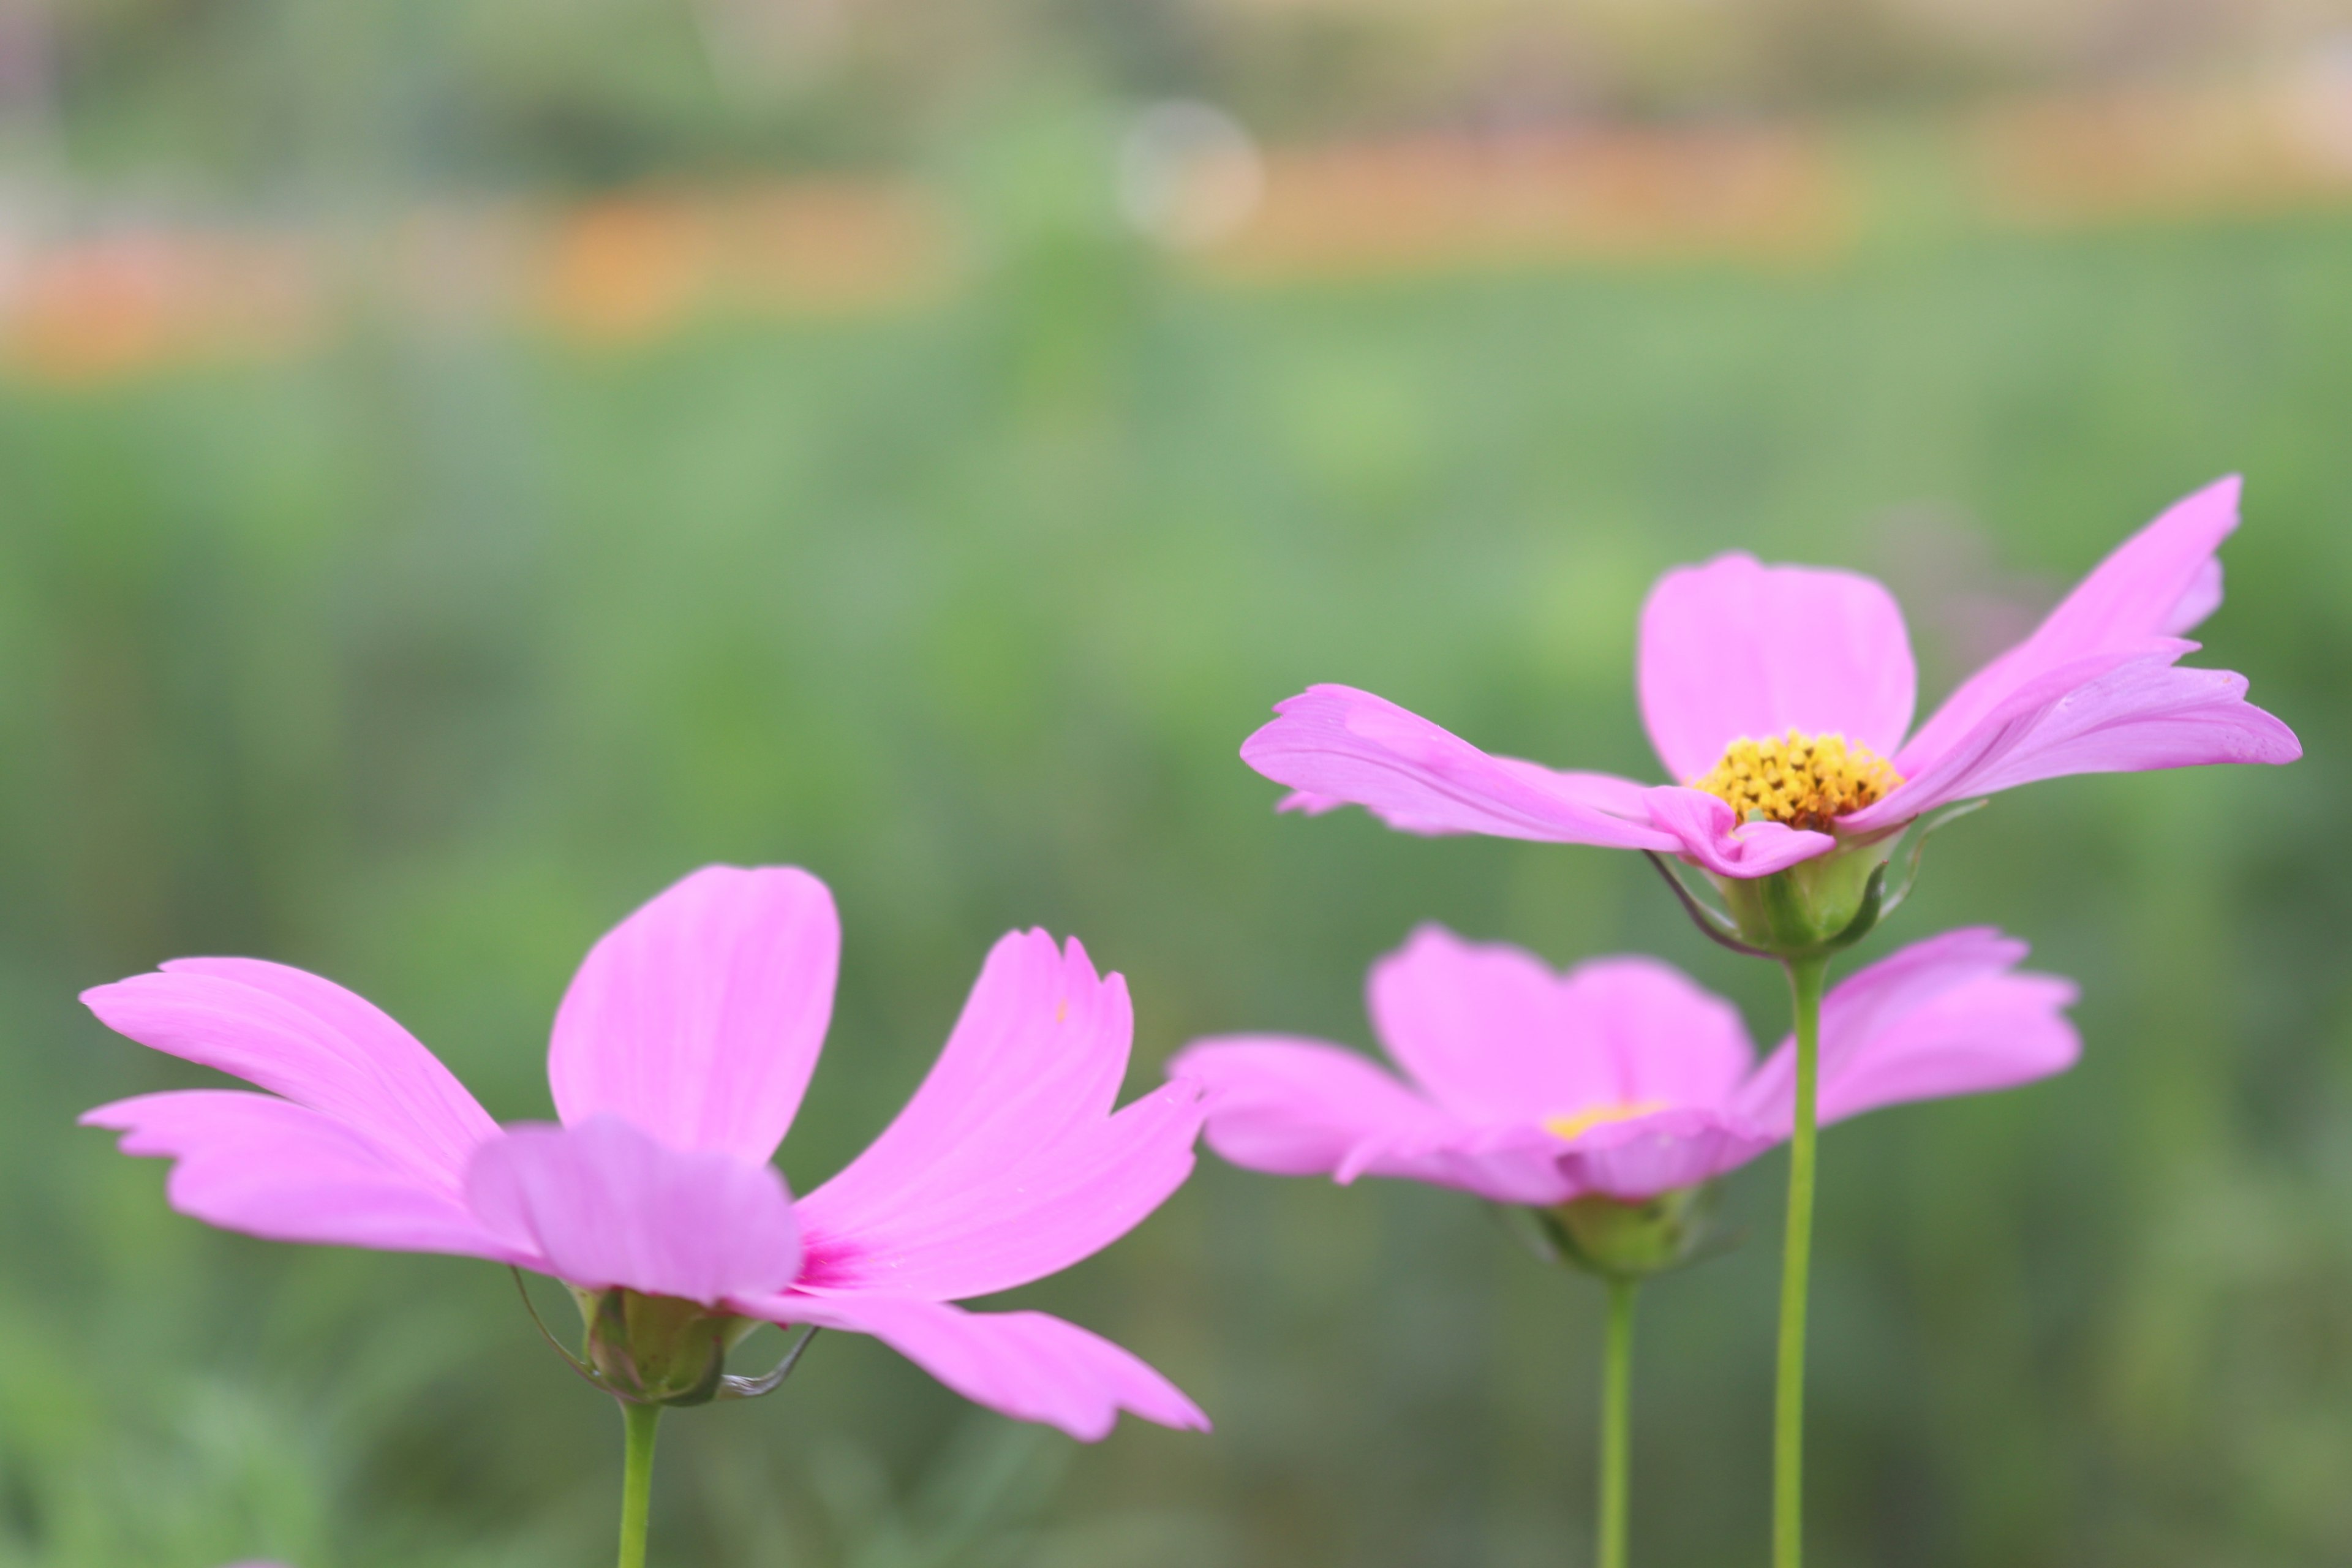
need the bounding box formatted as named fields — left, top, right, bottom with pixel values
left=1242, top=477, right=2298, bottom=880
left=1170, top=924, right=2078, bottom=1205
left=81, top=866, right=1209, bottom=1441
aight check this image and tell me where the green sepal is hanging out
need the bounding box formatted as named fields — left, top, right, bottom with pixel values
left=584, top=1288, right=735, bottom=1408
left=513, top=1270, right=818, bottom=1406
left=1495, top=1185, right=1736, bottom=1283
left=1646, top=797, right=1989, bottom=962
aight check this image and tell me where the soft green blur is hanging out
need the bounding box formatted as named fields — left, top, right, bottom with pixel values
left=6, top=13, right=2352, bottom=1567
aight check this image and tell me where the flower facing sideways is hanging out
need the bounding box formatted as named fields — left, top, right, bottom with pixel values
left=1242, top=478, right=2297, bottom=913
left=82, top=866, right=1208, bottom=1441
left=1171, top=924, right=2077, bottom=1238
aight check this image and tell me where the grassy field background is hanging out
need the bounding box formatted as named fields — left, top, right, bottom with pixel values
left=2, top=157, right=2350, bottom=1565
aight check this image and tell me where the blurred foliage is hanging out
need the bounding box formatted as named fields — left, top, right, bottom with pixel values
left=4, top=61, right=2352, bottom=1568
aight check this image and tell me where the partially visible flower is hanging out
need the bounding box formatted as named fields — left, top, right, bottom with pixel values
left=1171, top=924, right=2076, bottom=1210
left=83, top=866, right=1208, bottom=1441
left=1242, top=478, right=2297, bottom=888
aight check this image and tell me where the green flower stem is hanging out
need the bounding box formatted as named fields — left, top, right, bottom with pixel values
left=1597, top=1275, right=1639, bottom=1568
left=1772, top=954, right=1829, bottom=1568
left=617, top=1400, right=663, bottom=1568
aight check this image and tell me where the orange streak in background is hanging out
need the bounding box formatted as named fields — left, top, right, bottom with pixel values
left=3, top=230, right=317, bottom=385
left=539, top=183, right=949, bottom=344
left=1975, top=77, right=2352, bottom=225
left=7, top=70, right=2352, bottom=386
left=1210, top=126, right=1855, bottom=282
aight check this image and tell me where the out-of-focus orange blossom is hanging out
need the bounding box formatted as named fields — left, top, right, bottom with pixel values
left=8, top=69, right=2352, bottom=386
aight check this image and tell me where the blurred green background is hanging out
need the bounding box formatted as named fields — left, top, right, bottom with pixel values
left=4, top=1, right=2351, bottom=1565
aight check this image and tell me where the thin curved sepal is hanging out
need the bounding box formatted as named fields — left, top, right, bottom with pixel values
left=1872, top=796, right=1989, bottom=923
left=1490, top=1197, right=1570, bottom=1266
left=1642, top=851, right=1778, bottom=959
left=511, top=1266, right=609, bottom=1393
left=718, top=1325, right=820, bottom=1400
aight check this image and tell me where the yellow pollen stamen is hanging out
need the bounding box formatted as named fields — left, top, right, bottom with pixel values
left=1544, top=1101, right=1667, bottom=1142
left=1688, top=728, right=1902, bottom=832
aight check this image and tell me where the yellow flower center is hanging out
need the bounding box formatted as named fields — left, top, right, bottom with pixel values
left=1689, top=729, right=1902, bottom=832
left=1543, top=1101, right=1666, bottom=1142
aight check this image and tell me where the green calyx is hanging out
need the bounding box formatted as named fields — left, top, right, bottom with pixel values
left=1522, top=1186, right=1724, bottom=1282
left=576, top=1287, right=752, bottom=1407
left=510, top=1267, right=821, bottom=1408
left=1709, top=838, right=1894, bottom=957
left=1645, top=797, right=1990, bottom=963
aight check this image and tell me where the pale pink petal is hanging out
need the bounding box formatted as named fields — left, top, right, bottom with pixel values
left=1554, top=1107, right=1777, bottom=1201
left=1814, top=970, right=2078, bottom=1124
left=1638, top=554, right=1917, bottom=783
left=1169, top=1035, right=1463, bottom=1177
left=1366, top=928, right=1593, bottom=1122
left=795, top=933, right=1193, bottom=1301
left=1897, top=477, right=2248, bottom=778
left=1850, top=650, right=2301, bottom=828
left=1367, top=928, right=1754, bottom=1123
left=1170, top=1035, right=1588, bottom=1204
left=1326, top=1121, right=1580, bottom=1204
left=464, top=1116, right=802, bottom=1304
left=1242, top=685, right=1675, bottom=848
left=82, top=1091, right=518, bottom=1261
left=1735, top=928, right=2078, bottom=1132
left=81, top=961, right=497, bottom=1190
left=796, top=1082, right=1202, bottom=1300
left=796, top=931, right=1125, bottom=1227
left=1495, top=759, right=1661, bottom=818
left=1566, top=957, right=1757, bottom=1111
left=1642, top=786, right=1839, bottom=879
left=749, top=1294, right=1208, bottom=1441
left=548, top=865, right=840, bottom=1166
left=2166, top=558, right=2225, bottom=636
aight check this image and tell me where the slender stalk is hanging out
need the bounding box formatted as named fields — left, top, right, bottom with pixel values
left=1772, top=955, right=1830, bottom=1568
left=617, top=1400, right=663, bottom=1568
left=1596, top=1275, right=1639, bottom=1568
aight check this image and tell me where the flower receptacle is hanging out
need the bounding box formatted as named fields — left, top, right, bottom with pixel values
left=1711, top=837, right=1893, bottom=956
left=1539, top=1186, right=1721, bottom=1281
left=578, top=1287, right=744, bottom=1406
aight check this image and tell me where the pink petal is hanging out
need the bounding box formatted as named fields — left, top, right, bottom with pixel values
left=1170, top=1035, right=1461, bottom=1176
left=1368, top=927, right=1754, bottom=1124
left=82, top=1090, right=516, bottom=1261
left=1554, top=1108, right=1777, bottom=1201
left=1241, top=685, right=1675, bottom=848
left=797, top=1082, right=1203, bottom=1300
left=1638, top=554, right=1917, bottom=783
left=794, top=933, right=1197, bottom=1302
left=1171, top=1036, right=1593, bottom=1204
left=751, top=1293, right=1208, bottom=1441
left=1736, top=928, right=2079, bottom=1132
left=548, top=865, right=840, bottom=1166
left=1849, top=650, right=2301, bottom=828
left=1640, top=786, right=1839, bottom=879
left=81, top=960, right=498, bottom=1189
left=464, top=1115, right=803, bottom=1304
left=1896, top=477, right=2253, bottom=780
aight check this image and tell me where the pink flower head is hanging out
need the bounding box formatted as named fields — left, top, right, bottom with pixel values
left=1171, top=924, right=2078, bottom=1206
left=81, top=866, right=1208, bottom=1441
left=1242, top=478, right=2298, bottom=879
